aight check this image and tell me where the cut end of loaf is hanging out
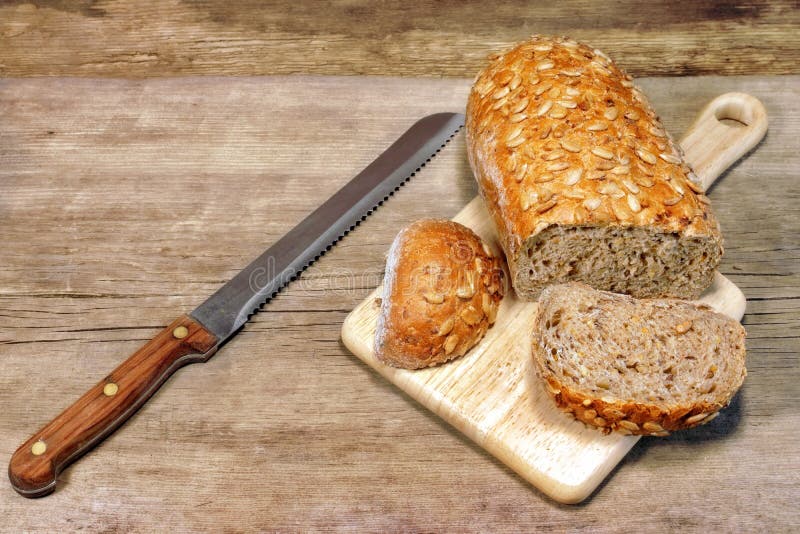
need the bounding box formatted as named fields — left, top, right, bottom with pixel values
left=533, top=283, right=746, bottom=436
left=515, top=225, right=721, bottom=300
left=465, top=35, right=724, bottom=301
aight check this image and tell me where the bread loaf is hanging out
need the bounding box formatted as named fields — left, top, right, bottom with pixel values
left=533, top=283, right=747, bottom=435
left=466, top=36, right=723, bottom=300
left=375, top=220, right=505, bottom=369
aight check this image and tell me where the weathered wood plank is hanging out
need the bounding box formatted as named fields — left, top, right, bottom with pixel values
left=0, top=75, right=798, bottom=530
left=0, top=1, right=798, bottom=78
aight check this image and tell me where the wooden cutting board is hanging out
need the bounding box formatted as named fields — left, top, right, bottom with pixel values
left=341, top=93, right=767, bottom=503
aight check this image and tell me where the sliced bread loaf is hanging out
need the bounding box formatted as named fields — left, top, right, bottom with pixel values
left=532, top=283, right=746, bottom=435
left=466, top=35, right=723, bottom=300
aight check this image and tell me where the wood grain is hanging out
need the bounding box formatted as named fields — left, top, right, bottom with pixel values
left=8, top=315, right=217, bottom=497
left=341, top=92, right=758, bottom=503
left=0, top=1, right=799, bottom=78
left=0, top=75, right=798, bottom=529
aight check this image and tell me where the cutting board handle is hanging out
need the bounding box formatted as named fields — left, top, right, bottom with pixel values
left=679, top=92, right=768, bottom=191
left=8, top=316, right=218, bottom=498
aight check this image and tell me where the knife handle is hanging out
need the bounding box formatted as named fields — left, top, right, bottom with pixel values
left=8, top=315, right=218, bottom=498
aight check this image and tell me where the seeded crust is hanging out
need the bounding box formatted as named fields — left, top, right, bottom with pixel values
left=375, top=220, right=506, bottom=369
left=465, top=35, right=723, bottom=300
left=532, top=283, right=747, bottom=436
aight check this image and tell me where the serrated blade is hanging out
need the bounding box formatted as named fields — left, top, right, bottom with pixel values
left=191, top=112, right=465, bottom=342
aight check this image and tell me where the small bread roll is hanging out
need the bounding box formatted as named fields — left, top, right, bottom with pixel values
left=375, top=219, right=505, bottom=369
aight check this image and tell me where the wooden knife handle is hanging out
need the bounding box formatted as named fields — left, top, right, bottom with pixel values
left=680, top=92, right=768, bottom=191
left=8, top=315, right=218, bottom=498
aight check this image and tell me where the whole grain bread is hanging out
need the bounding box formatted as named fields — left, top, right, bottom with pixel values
left=532, top=283, right=747, bottom=435
left=466, top=35, right=723, bottom=300
left=375, top=219, right=505, bottom=369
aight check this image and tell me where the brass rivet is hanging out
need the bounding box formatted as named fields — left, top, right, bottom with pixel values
left=31, top=441, right=47, bottom=456
left=103, top=382, right=119, bottom=397
left=173, top=326, right=189, bottom=339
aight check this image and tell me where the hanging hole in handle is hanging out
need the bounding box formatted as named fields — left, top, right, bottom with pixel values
left=713, top=97, right=752, bottom=128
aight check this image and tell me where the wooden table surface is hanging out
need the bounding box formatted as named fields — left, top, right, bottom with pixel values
left=1, top=2, right=798, bottom=532
left=1, top=73, right=798, bottom=532
left=0, top=0, right=798, bottom=78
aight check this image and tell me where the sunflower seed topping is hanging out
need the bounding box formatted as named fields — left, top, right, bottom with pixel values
left=686, top=177, right=705, bottom=193
left=564, top=168, right=583, bottom=185
left=562, top=189, right=585, bottom=199
left=636, top=147, right=657, bottom=165
left=701, top=412, right=719, bottom=424
left=595, top=160, right=616, bottom=171
left=627, top=193, right=642, bottom=213
left=598, top=182, right=624, bottom=197
left=492, top=86, right=510, bottom=100
left=460, top=305, right=484, bottom=326
left=536, top=100, right=553, bottom=117
left=543, top=150, right=565, bottom=161
left=507, top=135, right=526, bottom=148
left=604, top=107, right=619, bottom=121
left=534, top=83, right=552, bottom=96
left=520, top=191, right=538, bottom=211
left=456, top=273, right=477, bottom=299
left=438, top=316, right=455, bottom=336
left=618, top=420, right=640, bottom=432
left=586, top=121, right=608, bottom=132
left=685, top=412, right=710, bottom=425
left=611, top=165, right=630, bottom=175
left=444, top=334, right=460, bottom=355
left=546, top=161, right=570, bottom=172
left=642, top=422, right=664, bottom=433
left=583, top=197, right=602, bottom=211
left=510, top=98, right=529, bottom=114
left=591, top=147, right=615, bottom=160
left=423, top=292, right=445, bottom=304
left=622, top=179, right=639, bottom=193
left=513, top=162, right=529, bottom=182
left=659, top=152, right=681, bottom=164
left=535, top=197, right=558, bottom=214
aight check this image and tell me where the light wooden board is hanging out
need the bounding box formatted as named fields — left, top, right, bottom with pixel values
left=1, top=75, right=798, bottom=530
left=341, top=93, right=762, bottom=502
left=343, top=206, right=745, bottom=504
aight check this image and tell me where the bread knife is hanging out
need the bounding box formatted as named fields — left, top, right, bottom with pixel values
left=8, top=112, right=465, bottom=498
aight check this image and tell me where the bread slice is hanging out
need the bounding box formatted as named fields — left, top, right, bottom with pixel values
left=375, top=219, right=505, bottom=369
left=466, top=35, right=723, bottom=300
left=532, top=283, right=746, bottom=435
